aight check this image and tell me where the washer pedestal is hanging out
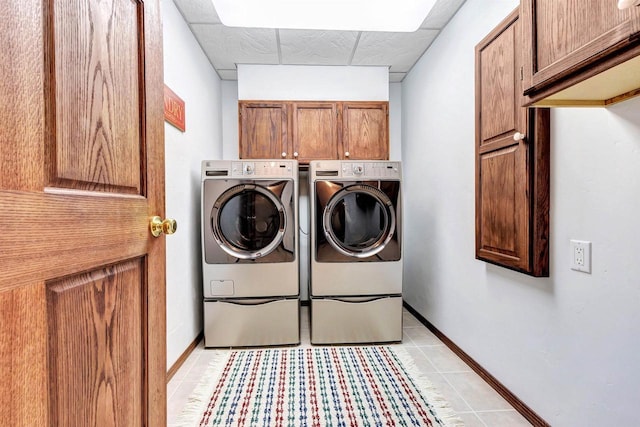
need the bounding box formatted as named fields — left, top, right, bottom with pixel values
left=204, top=298, right=300, bottom=348
left=310, top=296, right=402, bottom=345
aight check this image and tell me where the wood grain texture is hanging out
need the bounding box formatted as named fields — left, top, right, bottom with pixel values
left=239, top=101, right=290, bottom=159
left=0, top=285, right=48, bottom=426
left=47, top=260, right=144, bottom=426
left=239, top=100, right=389, bottom=162
left=480, top=24, right=516, bottom=143
left=475, top=8, right=550, bottom=276
left=0, top=0, right=45, bottom=191
left=341, top=102, right=389, bottom=160
left=50, top=0, right=142, bottom=193
left=292, top=102, right=339, bottom=163
left=140, top=1, right=168, bottom=424
left=0, top=191, right=148, bottom=292
left=478, top=145, right=524, bottom=260
left=1, top=0, right=167, bottom=425
left=522, top=0, right=640, bottom=98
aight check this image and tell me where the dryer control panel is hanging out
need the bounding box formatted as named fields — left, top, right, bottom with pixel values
left=230, top=160, right=296, bottom=178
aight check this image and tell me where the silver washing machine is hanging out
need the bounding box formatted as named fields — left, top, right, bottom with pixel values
left=201, top=160, right=299, bottom=347
left=309, top=160, right=402, bottom=344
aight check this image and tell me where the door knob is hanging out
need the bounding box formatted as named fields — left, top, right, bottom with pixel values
left=344, top=151, right=350, bottom=157
left=281, top=152, right=287, bottom=158
left=293, top=151, right=299, bottom=158
left=513, top=132, right=526, bottom=141
left=150, top=216, right=177, bottom=237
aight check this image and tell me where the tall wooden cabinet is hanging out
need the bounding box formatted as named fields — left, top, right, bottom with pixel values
left=239, top=100, right=389, bottom=164
left=521, top=0, right=640, bottom=106
left=475, top=8, right=550, bottom=277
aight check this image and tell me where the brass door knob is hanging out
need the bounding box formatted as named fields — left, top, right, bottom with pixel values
left=150, top=216, right=177, bottom=237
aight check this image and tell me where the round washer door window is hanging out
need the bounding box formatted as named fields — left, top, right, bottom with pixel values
left=211, top=184, right=285, bottom=259
left=323, top=184, right=396, bottom=258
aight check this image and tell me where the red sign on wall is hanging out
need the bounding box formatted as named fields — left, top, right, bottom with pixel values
left=164, top=84, right=185, bottom=132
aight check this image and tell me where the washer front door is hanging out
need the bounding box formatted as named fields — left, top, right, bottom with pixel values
left=316, top=181, right=401, bottom=262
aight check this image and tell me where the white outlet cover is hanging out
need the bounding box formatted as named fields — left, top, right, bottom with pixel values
left=570, top=240, right=592, bottom=274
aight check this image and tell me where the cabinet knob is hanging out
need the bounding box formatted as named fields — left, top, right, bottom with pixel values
left=513, top=132, right=526, bottom=141
left=344, top=151, right=350, bottom=157
left=293, top=152, right=299, bottom=158
left=281, top=152, right=287, bottom=158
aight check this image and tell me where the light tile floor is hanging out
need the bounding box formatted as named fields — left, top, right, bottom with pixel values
left=167, top=307, right=532, bottom=426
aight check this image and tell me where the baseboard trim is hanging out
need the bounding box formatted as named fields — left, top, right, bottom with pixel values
left=403, top=302, right=550, bottom=427
left=166, top=331, right=204, bottom=383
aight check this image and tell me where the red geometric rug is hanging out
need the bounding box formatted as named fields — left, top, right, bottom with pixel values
left=178, top=346, right=462, bottom=426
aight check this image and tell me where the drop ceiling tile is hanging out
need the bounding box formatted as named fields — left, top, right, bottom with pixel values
left=279, top=30, right=359, bottom=65
left=190, top=24, right=279, bottom=70
left=217, top=69, right=238, bottom=80
left=420, top=0, right=466, bottom=29
left=389, top=73, right=406, bottom=83
left=352, top=30, right=439, bottom=72
left=173, top=0, right=221, bottom=24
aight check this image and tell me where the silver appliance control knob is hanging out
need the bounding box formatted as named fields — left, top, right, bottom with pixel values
left=353, top=164, right=364, bottom=175
left=244, top=163, right=254, bottom=175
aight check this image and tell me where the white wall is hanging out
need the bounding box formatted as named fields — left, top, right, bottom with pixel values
left=237, top=65, right=389, bottom=101
left=161, top=0, right=222, bottom=370
left=401, top=1, right=640, bottom=426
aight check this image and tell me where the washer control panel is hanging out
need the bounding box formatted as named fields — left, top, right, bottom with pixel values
left=339, top=161, right=401, bottom=179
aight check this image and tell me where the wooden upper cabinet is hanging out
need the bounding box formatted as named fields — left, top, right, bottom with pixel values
left=239, top=101, right=290, bottom=159
left=239, top=100, right=389, bottom=164
left=292, top=102, right=339, bottom=163
left=522, top=0, right=640, bottom=106
left=475, top=8, right=550, bottom=277
left=341, top=102, right=389, bottom=160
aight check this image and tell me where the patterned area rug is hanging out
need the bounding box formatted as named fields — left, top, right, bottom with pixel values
left=178, top=346, right=463, bottom=427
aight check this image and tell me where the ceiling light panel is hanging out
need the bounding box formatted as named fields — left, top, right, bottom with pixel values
left=211, top=0, right=437, bottom=32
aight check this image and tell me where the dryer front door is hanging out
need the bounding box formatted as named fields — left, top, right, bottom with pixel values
left=315, top=180, right=401, bottom=262
left=203, top=179, right=296, bottom=264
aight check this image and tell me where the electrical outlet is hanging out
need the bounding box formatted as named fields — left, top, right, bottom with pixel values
left=570, top=240, right=592, bottom=273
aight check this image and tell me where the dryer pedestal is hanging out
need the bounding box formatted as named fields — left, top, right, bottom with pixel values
left=204, top=298, right=300, bottom=348
left=310, top=296, right=402, bottom=345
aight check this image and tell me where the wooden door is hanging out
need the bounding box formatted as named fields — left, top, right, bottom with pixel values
left=475, top=8, right=550, bottom=276
left=239, top=101, right=290, bottom=159
left=522, top=0, right=640, bottom=98
left=341, top=102, right=389, bottom=160
left=0, top=0, right=167, bottom=426
left=292, top=102, right=339, bottom=164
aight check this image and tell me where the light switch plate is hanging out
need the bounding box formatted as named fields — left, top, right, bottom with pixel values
left=570, top=240, right=592, bottom=274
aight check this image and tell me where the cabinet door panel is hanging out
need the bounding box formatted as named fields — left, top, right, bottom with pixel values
left=292, top=102, right=338, bottom=164
left=522, top=0, right=640, bottom=95
left=239, top=102, right=289, bottom=159
left=341, top=102, right=389, bottom=160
